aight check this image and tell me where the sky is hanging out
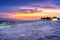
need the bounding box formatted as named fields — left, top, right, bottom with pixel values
left=0, top=0, right=60, bottom=20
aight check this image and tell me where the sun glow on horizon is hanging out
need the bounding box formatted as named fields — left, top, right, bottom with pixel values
left=1, top=8, right=60, bottom=20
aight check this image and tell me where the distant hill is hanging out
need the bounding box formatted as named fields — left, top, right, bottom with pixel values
left=0, top=17, right=60, bottom=25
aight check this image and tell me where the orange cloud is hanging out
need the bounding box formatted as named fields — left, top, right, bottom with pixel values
left=3, top=12, right=48, bottom=20
left=1, top=8, right=60, bottom=21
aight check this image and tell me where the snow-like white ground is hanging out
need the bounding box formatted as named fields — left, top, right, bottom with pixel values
left=0, top=20, right=60, bottom=40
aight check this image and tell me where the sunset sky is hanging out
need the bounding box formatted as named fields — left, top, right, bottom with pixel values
left=0, top=0, right=60, bottom=20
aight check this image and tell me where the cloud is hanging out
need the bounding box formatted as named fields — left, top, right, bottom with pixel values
left=0, top=0, right=60, bottom=19
left=0, top=0, right=60, bottom=13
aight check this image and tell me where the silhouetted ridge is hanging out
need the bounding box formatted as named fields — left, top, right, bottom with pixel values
left=0, top=17, right=60, bottom=25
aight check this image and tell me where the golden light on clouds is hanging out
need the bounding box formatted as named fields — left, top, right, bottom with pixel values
left=1, top=8, right=60, bottom=20
left=5, top=13, right=48, bottom=20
